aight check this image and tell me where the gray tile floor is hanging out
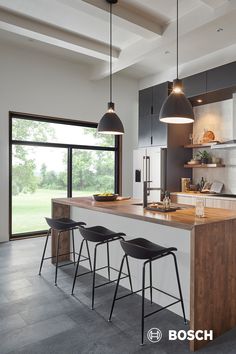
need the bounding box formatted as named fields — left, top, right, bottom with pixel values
left=0, top=237, right=235, bottom=354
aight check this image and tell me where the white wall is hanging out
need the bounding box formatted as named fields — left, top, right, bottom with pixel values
left=192, top=98, right=236, bottom=193
left=0, top=41, right=138, bottom=242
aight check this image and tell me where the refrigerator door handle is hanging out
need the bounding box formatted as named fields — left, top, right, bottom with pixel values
left=142, top=156, right=146, bottom=182
left=160, top=148, right=167, bottom=193
left=146, top=156, right=150, bottom=196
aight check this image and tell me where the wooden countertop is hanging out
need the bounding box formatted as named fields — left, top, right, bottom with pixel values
left=52, top=196, right=236, bottom=231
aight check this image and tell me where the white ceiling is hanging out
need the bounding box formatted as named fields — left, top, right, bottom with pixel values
left=0, top=0, right=235, bottom=81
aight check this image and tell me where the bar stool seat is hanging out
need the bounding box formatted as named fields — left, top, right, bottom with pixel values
left=109, top=237, right=186, bottom=345
left=121, top=238, right=177, bottom=259
left=71, top=225, right=133, bottom=310
left=78, top=225, right=126, bottom=243
left=39, top=217, right=92, bottom=286
left=50, top=218, right=86, bottom=230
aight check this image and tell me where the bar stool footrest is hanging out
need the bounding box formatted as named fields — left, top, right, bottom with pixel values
left=144, top=299, right=181, bottom=319
left=74, top=264, right=130, bottom=290
left=43, top=252, right=89, bottom=261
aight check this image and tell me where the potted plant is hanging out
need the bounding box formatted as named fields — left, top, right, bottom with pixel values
left=196, top=150, right=211, bottom=164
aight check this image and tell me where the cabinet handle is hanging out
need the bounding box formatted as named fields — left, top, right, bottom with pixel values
left=151, top=106, right=153, bottom=115
left=151, top=136, right=153, bottom=145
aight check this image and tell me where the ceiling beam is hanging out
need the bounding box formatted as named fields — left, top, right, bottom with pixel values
left=91, top=2, right=236, bottom=80
left=0, top=7, right=120, bottom=61
left=81, top=0, right=163, bottom=39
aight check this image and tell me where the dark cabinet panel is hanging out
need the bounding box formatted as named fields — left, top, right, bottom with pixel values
left=138, top=115, right=152, bottom=147
left=139, top=87, right=153, bottom=116
left=151, top=114, right=167, bottom=146
left=138, top=82, right=170, bottom=147
left=207, top=62, right=236, bottom=92
left=151, top=83, right=169, bottom=146
left=152, top=82, right=169, bottom=114
left=182, top=72, right=207, bottom=98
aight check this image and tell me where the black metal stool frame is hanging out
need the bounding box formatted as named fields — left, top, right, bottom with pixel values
left=71, top=234, right=133, bottom=310
left=108, top=251, right=187, bottom=345
left=39, top=227, right=92, bottom=286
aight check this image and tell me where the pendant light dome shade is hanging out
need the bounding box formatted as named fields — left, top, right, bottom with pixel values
left=97, top=102, right=124, bottom=135
left=97, top=0, right=124, bottom=135
left=159, top=0, right=194, bottom=124
left=159, top=91, right=194, bottom=124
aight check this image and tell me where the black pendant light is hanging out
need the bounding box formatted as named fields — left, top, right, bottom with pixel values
left=97, top=0, right=124, bottom=135
left=159, top=0, right=194, bottom=124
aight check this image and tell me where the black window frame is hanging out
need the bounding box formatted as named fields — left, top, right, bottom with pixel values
left=9, top=111, right=121, bottom=239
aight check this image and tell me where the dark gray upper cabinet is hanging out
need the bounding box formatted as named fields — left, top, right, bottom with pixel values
left=138, top=87, right=152, bottom=147
left=151, top=83, right=169, bottom=146
left=139, top=87, right=153, bottom=116
left=138, top=82, right=170, bottom=147
left=182, top=72, right=207, bottom=98
left=138, top=114, right=152, bottom=147
left=207, top=62, right=236, bottom=92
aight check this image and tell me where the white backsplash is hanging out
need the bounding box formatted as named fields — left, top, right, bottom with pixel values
left=192, top=98, right=236, bottom=193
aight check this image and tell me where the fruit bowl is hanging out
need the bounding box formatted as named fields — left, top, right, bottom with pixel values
left=93, top=194, right=118, bottom=202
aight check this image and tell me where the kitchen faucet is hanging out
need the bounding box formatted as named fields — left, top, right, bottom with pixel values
left=143, top=181, right=164, bottom=208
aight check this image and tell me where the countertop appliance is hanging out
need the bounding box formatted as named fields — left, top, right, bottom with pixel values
left=133, top=147, right=166, bottom=202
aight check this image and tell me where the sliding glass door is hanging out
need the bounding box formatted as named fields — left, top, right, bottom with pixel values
left=10, top=114, right=120, bottom=238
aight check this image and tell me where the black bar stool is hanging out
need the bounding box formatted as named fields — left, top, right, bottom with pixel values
left=71, top=225, right=133, bottom=310
left=39, top=217, right=92, bottom=286
left=108, top=238, right=187, bottom=345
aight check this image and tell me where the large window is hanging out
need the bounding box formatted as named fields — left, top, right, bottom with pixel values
left=10, top=113, right=120, bottom=237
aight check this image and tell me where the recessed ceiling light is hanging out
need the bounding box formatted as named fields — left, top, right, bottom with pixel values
left=216, top=27, right=223, bottom=32
left=197, top=99, right=203, bottom=103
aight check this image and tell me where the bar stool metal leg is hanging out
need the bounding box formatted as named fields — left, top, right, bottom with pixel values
left=86, top=240, right=92, bottom=271
left=171, top=252, right=187, bottom=324
left=92, top=244, right=98, bottom=310
left=55, top=231, right=61, bottom=286
left=107, top=243, right=111, bottom=281
left=125, top=256, right=133, bottom=293
left=141, top=261, right=147, bottom=346
left=72, top=229, right=76, bottom=265
left=71, top=239, right=85, bottom=295
left=38, top=228, right=50, bottom=275
left=108, top=254, right=126, bottom=322
left=149, top=261, right=153, bottom=304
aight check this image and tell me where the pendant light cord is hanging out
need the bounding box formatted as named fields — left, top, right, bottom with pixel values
left=176, top=0, right=179, bottom=79
left=109, top=2, right=113, bottom=104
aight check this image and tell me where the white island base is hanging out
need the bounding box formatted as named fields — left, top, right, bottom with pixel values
left=71, top=206, right=190, bottom=320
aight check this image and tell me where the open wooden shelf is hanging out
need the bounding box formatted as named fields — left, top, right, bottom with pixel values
left=184, top=142, right=219, bottom=148
left=184, top=164, right=225, bottom=168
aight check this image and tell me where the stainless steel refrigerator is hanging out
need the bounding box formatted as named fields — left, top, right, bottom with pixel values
left=133, top=147, right=167, bottom=202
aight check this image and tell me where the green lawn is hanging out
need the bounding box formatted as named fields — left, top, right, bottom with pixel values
left=12, top=189, right=96, bottom=234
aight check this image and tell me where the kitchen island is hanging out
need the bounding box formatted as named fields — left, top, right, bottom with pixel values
left=51, top=197, right=236, bottom=351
